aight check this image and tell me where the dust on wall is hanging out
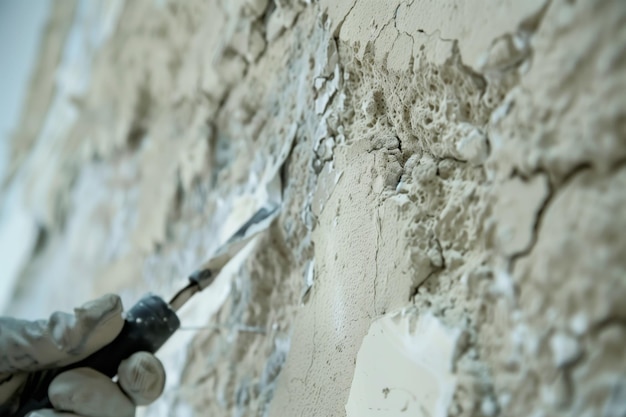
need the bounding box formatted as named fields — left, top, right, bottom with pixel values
left=3, top=0, right=625, bottom=416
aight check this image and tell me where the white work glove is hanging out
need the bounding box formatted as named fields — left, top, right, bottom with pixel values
left=0, top=294, right=166, bottom=417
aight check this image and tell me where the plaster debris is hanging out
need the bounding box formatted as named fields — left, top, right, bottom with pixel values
left=453, top=123, right=489, bottom=166
left=550, top=332, right=581, bottom=368
left=493, top=174, right=550, bottom=257
left=569, top=312, right=589, bottom=336
left=300, top=260, right=314, bottom=303
left=481, top=396, right=498, bottom=417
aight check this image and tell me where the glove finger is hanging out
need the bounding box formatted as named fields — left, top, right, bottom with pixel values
left=26, top=410, right=80, bottom=417
left=48, top=367, right=134, bottom=417
left=0, top=294, right=124, bottom=373
left=118, top=351, right=165, bottom=406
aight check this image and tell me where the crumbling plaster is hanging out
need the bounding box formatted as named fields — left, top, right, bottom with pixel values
left=4, top=0, right=625, bottom=416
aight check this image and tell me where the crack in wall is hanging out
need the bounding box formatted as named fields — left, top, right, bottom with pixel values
left=332, top=0, right=358, bottom=37
left=13, top=1, right=622, bottom=416
left=508, top=162, right=593, bottom=272
left=373, top=202, right=382, bottom=317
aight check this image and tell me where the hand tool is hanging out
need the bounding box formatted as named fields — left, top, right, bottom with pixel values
left=13, top=205, right=280, bottom=417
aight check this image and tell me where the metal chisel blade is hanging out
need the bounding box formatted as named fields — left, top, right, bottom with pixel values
left=169, top=204, right=280, bottom=311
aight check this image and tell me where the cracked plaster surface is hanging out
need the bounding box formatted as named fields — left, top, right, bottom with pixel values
left=3, top=0, right=625, bottom=416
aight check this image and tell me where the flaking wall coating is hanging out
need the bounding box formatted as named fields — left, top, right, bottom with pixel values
left=5, top=0, right=626, bottom=416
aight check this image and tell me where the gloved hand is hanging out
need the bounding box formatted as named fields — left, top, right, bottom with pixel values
left=0, top=294, right=166, bottom=417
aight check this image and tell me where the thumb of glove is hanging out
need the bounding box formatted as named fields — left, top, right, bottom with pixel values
left=118, top=351, right=166, bottom=405
left=45, top=351, right=166, bottom=417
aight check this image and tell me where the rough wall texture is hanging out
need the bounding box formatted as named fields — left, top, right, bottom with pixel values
left=4, top=0, right=625, bottom=416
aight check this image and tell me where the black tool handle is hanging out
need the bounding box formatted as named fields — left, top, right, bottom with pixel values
left=11, top=295, right=180, bottom=417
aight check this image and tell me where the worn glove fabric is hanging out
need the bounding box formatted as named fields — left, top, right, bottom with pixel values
left=0, top=294, right=166, bottom=417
